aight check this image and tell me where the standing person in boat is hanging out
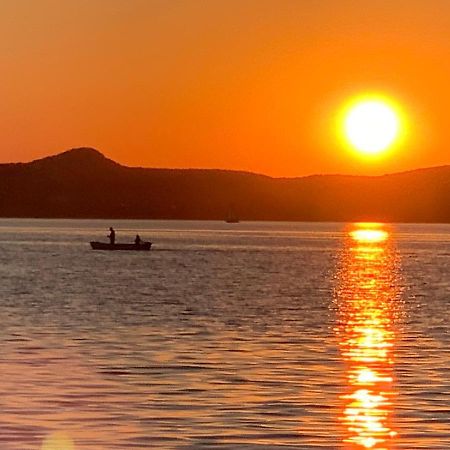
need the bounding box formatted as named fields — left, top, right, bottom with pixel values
left=108, top=227, right=116, bottom=245
left=135, top=234, right=142, bottom=246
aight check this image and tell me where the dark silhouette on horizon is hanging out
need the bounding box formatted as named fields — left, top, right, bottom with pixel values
left=1, top=147, right=450, bottom=223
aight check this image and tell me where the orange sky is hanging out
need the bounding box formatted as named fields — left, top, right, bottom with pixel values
left=1, top=0, right=450, bottom=176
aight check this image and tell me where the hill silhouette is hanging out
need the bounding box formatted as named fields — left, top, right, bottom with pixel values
left=1, top=147, right=450, bottom=222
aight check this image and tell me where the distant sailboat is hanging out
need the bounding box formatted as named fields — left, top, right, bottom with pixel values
left=225, top=210, right=239, bottom=223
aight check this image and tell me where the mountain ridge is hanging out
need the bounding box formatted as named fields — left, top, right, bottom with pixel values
left=1, top=148, right=450, bottom=222
left=7, top=147, right=450, bottom=180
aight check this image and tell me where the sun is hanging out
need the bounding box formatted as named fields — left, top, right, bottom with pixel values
left=341, top=95, right=403, bottom=157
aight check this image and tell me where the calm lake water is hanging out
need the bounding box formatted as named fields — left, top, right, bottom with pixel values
left=0, top=219, right=448, bottom=449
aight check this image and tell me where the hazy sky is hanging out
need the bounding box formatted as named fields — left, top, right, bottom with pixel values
left=1, top=0, right=450, bottom=176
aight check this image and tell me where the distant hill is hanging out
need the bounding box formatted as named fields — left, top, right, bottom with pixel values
left=1, top=147, right=450, bottom=222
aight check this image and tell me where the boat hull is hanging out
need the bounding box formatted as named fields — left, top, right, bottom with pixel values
left=90, top=241, right=152, bottom=251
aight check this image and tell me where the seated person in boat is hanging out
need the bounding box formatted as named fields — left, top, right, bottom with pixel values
left=135, top=234, right=142, bottom=246
left=108, top=227, right=116, bottom=245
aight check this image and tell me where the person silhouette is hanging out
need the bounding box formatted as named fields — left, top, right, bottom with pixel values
left=135, top=234, right=142, bottom=246
left=108, top=227, right=116, bottom=245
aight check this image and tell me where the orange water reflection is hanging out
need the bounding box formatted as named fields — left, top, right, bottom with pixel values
left=41, top=432, right=75, bottom=450
left=336, top=223, right=401, bottom=449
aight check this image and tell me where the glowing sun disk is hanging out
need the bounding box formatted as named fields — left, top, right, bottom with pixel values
left=341, top=96, right=403, bottom=157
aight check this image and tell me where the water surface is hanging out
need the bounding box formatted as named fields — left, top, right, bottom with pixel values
left=0, top=219, right=448, bottom=449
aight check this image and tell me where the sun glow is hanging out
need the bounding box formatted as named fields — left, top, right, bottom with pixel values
left=340, top=94, right=405, bottom=158
left=350, top=229, right=388, bottom=244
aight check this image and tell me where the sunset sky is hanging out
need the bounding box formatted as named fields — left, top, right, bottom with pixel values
left=1, top=0, right=450, bottom=176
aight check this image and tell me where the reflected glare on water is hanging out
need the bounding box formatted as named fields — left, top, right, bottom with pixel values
left=41, top=432, right=74, bottom=450
left=335, top=224, right=402, bottom=449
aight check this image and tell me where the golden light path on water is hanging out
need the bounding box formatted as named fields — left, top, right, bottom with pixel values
left=41, top=432, right=74, bottom=450
left=336, top=223, right=402, bottom=449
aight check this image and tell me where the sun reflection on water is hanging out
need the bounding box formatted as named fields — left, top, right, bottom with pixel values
left=41, top=432, right=75, bottom=450
left=335, top=223, right=402, bottom=449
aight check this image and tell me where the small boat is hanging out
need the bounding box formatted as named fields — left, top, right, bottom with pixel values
left=90, top=241, right=152, bottom=251
left=225, top=211, right=239, bottom=223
